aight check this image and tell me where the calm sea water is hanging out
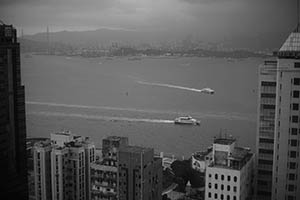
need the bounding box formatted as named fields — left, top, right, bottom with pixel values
left=22, top=55, right=262, bottom=158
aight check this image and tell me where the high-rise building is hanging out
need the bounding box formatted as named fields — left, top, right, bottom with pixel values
left=90, top=136, right=128, bottom=200
left=91, top=136, right=163, bottom=200
left=0, top=23, right=28, bottom=199
left=255, top=60, right=277, bottom=200
left=33, top=131, right=95, bottom=200
left=205, top=136, right=254, bottom=200
left=118, top=146, right=163, bottom=200
left=271, top=30, right=300, bottom=200
left=34, top=140, right=52, bottom=200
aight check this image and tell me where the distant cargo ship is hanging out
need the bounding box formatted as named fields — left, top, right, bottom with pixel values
left=174, top=116, right=200, bottom=126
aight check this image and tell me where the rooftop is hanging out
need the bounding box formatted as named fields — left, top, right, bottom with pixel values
left=213, top=137, right=236, bottom=145
left=192, top=147, right=212, bottom=160
left=278, top=31, right=300, bottom=59
left=229, top=147, right=251, bottom=161
left=119, top=145, right=153, bottom=154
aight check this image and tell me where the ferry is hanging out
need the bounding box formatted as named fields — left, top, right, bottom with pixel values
left=201, top=88, right=215, bottom=94
left=174, top=116, right=200, bottom=126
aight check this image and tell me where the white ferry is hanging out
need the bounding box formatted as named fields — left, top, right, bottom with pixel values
left=201, top=88, right=215, bottom=94
left=174, top=116, right=200, bottom=126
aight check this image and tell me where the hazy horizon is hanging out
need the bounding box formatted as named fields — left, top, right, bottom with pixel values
left=0, top=0, right=296, bottom=42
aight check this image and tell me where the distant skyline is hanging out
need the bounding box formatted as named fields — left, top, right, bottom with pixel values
left=0, top=0, right=296, bottom=41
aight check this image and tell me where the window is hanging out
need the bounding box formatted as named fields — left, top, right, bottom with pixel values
left=288, top=195, right=295, bottom=200
left=227, top=176, right=231, bottom=181
left=233, top=186, right=237, bottom=192
left=227, top=195, right=230, bottom=200
left=288, top=173, right=296, bottom=180
left=259, top=149, right=273, bottom=154
left=292, top=116, right=299, bottom=123
left=215, top=193, right=218, bottom=199
left=290, top=151, right=297, bottom=158
left=290, top=140, right=297, bottom=147
left=259, top=138, right=274, bottom=144
left=261, top=93, right=276, bottom=98
left=215, top=174, right=218, bottom=180
left=221, top=194, right=224, bottom=200
left=208, top=192, right=211, bottom=198
left=258, top=159, right=273, bottom=165
left=261, top=81, right=276, bottom=86
left=209, top=173, right=212, bottom=178
left=289, top=162, right=296, bottom=169
left=234, top=176, right=237, bottom=182
left=288, top=184, right=295, bottom=192
left=227, top=185, right=230, bottom=191
left=262, top=104, right=275, bottom=109
left=221, top=174, right=224, bottom=180
left=294, top=78, right=300, bottom=85
left=233, top=196, right=237, bottom=200
left=291, top=128, right=298, bottom=135
left=221, top=184, right=224, bottom=190
left=295, top=62, right=300, bottom=68
left=292, top=103, right=299, bottom=111
left=208, top=183, right=211, bottom=189
left=215, top=184, right=218, bottom=189
left=293, top=90, right=300, bottom=98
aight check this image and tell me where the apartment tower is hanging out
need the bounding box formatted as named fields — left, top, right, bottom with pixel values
left=33, top=131, right=95, bottom=200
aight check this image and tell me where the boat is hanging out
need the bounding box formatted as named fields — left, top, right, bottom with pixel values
left=174, top=116, right=200, bottom=125
left=201, top=88, right=215, bottom=94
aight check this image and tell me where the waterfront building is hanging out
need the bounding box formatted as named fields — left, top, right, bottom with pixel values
left=271, top=30, right=300, bottom=200
left=255, top=60, right=277, bottom=199
left=33, top=131, right=95, bottom=200
left=90, top=136, right=128, bottom=200
left=0, top=23, right=28, bottom=199
left=205, top=136, right=254, bottom=200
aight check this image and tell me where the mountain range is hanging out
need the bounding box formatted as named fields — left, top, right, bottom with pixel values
left=21, top=28, right=291, bottom=52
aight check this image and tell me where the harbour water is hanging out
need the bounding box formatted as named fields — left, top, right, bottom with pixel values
left=22, top=55, right=261, bottom=158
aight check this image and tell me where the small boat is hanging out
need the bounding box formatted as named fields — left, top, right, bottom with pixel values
left=174, top=116, right=200, bottom=126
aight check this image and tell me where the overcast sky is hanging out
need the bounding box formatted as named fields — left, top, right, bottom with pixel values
left=0, top=0, right=296, bottom=40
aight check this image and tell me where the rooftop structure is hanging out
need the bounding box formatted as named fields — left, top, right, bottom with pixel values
left=278, top=31, right=300, bottom=59
left=213, top=137, right=236, bottom=145
left=205, top=136, right=254, bottom=200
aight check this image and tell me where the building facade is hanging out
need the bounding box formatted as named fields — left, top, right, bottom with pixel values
left=33, top=131, right=95, bottom=200
left=271, top=31, right=300, bottom=200
left=91, top=136, right=163, bottom=200
left=205, top=137, right=254, bottom=200
left=0, top=23, right=28, bottom=199
left=118, top=146, right=162, bottom=200
left=33, top=140, right=52, bottom=200
left=255, top=60, right=277, bottom=199
left=90, top=136, right=128, bottom=200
